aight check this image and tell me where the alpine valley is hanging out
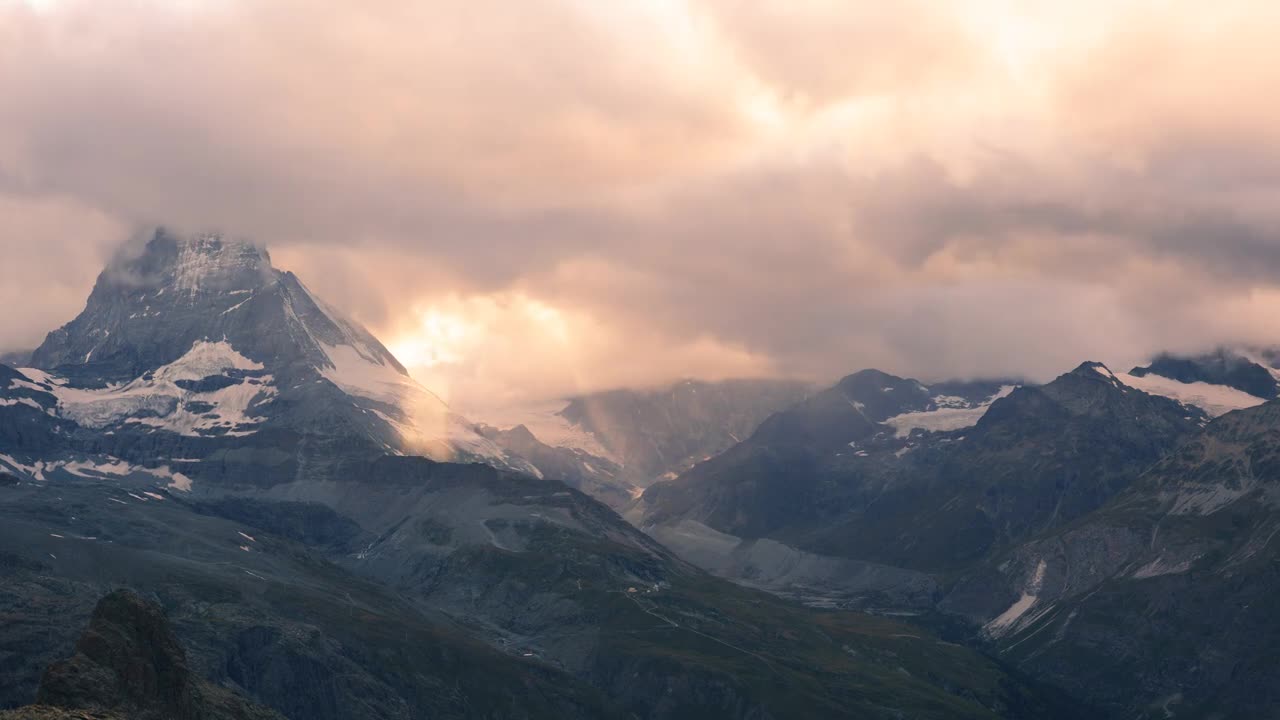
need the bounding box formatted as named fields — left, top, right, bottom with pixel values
left=2, top=229, right=1278, bottom=719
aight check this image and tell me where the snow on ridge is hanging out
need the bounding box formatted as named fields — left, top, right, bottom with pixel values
left=318, top=340, right=512, bottom=464
left=1089, top=363, right=1118, bottom=380
left=318, top=341, right=431, bottom=407
left=1113, top=371, right=1265, bottom=417
left=279, top=278, right=516, bottom=466
left=884, top=385, right=1017, bottom=438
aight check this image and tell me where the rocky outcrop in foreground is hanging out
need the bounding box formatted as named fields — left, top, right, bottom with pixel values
left=2, top=589, right=281, bottom=720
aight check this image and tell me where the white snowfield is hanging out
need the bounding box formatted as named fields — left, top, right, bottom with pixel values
left=1085, top=362, right=1266, bottom=417
left=21, top=340, right=276, bottom=437
left=1113, top=371, right=1266, bottom=417
left=884, top=385, right=1017, bottom=438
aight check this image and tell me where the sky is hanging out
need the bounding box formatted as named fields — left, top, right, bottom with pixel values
left=5, top=0, right=1280, bottom=411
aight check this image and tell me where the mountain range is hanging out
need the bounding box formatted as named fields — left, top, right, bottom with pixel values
left=0, top=230, right=1086, bottom=719
left=3, top=229, right=1279, bottom=718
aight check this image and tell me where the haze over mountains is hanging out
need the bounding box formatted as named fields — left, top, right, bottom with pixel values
left=8, top=2, right=1280, bottom=717
left=2, top=229, right=1280, bottom=718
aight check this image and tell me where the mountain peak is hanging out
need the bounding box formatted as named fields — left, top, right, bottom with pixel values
left=168, top=232, right=270, bottom=294
left=1062, top=361, right=1127, bottom=387
left=25, top=227, right=523, bottom=473
left=834, top=368, right=903, bottom=389
left=1068, top=360, right=1113, bottom=376
left=103, top=229, right=273, bottom=298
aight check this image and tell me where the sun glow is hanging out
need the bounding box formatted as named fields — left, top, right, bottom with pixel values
left=386, top=294, right=577, bottom=378
left=388, top=309, right=474, bottom=369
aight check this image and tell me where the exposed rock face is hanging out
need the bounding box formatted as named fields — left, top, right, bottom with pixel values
left=15, top=590, right=281, bottom=720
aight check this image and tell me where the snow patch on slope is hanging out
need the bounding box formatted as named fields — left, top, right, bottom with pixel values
left=0, top=397, right=48, bottom=413
left=884, top=385, right=1016, bottom=438
left=986, top=559, right=1047, bottom=638
left=319, top=341, right=440, bottom=408
left=25, top=340, right=276, bottom=437
left=0, top=453, right=193, bottom=490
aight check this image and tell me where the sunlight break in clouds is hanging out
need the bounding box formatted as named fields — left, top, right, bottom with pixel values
left=5, top=1, right=1280, bottom=406
left=383, top=293, right=773, bottom=412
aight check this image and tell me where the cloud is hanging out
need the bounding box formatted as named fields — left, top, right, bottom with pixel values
left=0, top=193, right=125, bottom=347
left=4, top=1, right=1280, bottom=409
left=695, top=0, right=982, bottom=103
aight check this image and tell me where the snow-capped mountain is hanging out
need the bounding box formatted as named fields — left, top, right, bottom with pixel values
left=15, top=230, right=523, bottom=479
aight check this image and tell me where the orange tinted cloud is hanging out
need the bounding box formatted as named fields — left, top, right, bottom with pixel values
left=4, top=1, right=1280, bottom=407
